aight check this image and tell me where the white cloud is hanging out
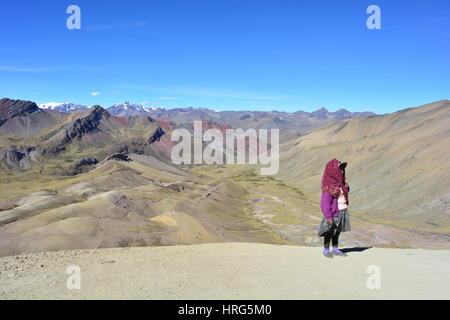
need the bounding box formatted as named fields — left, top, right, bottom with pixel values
left=0, top=66, right=52, bottom=72
left=0, top=65, right=111, bottom=73
left=91, top=92, right=101, bottom=96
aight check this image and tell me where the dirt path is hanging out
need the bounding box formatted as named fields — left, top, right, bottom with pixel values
left=1, top=243, right=449, bottom=299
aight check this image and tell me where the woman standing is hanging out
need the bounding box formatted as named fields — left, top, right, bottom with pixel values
left=318, top=159, right=351, bottom=258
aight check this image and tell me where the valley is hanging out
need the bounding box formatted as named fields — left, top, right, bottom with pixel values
left=0, top=98, right=449, bottom=257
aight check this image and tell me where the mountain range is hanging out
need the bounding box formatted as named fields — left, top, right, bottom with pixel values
left=38, top=102, right=89, bottom=114
left=0, top=96, right=449, bottom=256
left=38, top=101, right=376, bottom=142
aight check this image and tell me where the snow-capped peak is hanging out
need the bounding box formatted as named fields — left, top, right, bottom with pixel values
left=38, top=102, right=68, bottom=109
left=37, top=101, right=166, bottom=116
left=38, top=102, right=88, bottom=113
left=145, top=106, right=165, bottom=111
left=110, top=102, right=143, bottom=109
left=107, top=102, right=165, bottom=116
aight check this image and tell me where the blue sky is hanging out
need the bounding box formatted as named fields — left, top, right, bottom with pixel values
left=1, top=0, right=449, bottom=113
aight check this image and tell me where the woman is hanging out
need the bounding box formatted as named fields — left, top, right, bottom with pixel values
left=317, top=159, right=351, bottom=258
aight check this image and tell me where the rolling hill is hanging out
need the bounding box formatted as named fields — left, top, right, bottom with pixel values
left=0, top=97, right=449, bottom=257
left=277, top=100, right=450, bottom=233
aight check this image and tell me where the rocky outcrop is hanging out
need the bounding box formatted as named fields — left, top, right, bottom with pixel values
left=0, top=98, right=42, bottom=126
left=62, top=106, right=109, bottom=143
left=106, top=153, right=132, bottom=162
left=68, top=157, right=99, bottom=175
left=147, top=127, right=165, bottom=144
left=0, top=146, right=37, bottom=169
left=75, top=157, right=99, bottom=167
left=2, top=148, right=25, bottom=162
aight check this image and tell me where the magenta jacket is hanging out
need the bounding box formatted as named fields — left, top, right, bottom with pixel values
left=320, top=192, right=339, bottom=220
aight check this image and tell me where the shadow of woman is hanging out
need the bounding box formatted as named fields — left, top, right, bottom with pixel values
left=341, top=247, right=372, bottom=253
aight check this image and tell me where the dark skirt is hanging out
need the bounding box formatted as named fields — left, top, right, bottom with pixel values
left=317, top=209, right=351, bottom=237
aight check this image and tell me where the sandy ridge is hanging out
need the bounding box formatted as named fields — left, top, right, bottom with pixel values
left=1, top=243, right=449, bottom=300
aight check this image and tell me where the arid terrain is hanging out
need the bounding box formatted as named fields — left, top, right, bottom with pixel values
left=0, top=98, right=450, bottom=260
left=277, top=100, right=450, bottom=234
left=1, top=243, right=450, bottom=300
left=1, top=97, right=450, bottom=300
left=2, top=0, right=449, bottom=301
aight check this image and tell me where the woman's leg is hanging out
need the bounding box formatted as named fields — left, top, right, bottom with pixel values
left=331, top=227, right=347, bottom=256
left=324, top=233, right=332, bottom=249
left=323, top=232, right=334, bottom=257
left=331, top=230, right=341, bottom=248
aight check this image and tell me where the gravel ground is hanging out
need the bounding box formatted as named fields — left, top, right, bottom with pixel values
left=1, top=243, right=449, bottom=300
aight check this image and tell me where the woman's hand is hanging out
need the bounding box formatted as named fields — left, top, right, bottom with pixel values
left=326, top=219, right=333, bottom=225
